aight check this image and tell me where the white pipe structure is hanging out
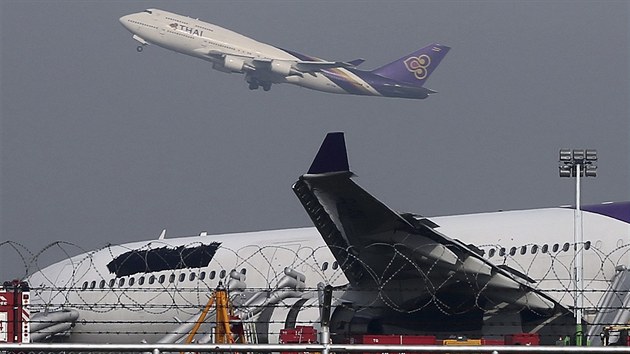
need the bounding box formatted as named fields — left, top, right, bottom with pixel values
left=3, top=342, right=630, bottom=353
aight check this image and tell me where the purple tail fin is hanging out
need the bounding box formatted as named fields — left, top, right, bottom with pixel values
left=371, top=43, right=450, bottom=87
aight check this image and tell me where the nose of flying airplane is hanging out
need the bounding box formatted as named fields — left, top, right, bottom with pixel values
left=119, top=14, right=133, bottom=31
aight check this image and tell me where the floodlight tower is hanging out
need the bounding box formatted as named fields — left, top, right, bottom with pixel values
left=558, top=149, right=597, bottom=346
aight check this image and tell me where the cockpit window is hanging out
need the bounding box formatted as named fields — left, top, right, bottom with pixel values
left=144, top=10, right=153, bottom=14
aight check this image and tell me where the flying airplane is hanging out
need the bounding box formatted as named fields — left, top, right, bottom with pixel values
left=119, top=9, right=449, bottom=99
left=22, top=133, right=630, bottom=345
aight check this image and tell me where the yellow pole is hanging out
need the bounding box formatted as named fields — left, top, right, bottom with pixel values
left=214, top=286, right=234, bottom=344
left=184, top=294, right=215, bottom=344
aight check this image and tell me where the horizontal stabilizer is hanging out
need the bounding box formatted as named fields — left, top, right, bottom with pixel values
left=307, top=132, right=349, bottom=174
left=347, top=58, right=366, bottom=67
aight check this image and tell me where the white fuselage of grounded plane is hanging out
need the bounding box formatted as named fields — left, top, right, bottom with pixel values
left=118, top=9, right=449, bottom=99
left=27, top=204, right=629, bottom=343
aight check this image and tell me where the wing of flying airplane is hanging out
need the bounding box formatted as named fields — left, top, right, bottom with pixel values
left=196, top=49, right=355, bottom=76
left=293, top=133, right=573, bottom=333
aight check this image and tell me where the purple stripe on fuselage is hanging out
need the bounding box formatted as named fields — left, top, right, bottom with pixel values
left=323, top=68, right=373, bottom=95
left=579, top=202, right=630, bottom=224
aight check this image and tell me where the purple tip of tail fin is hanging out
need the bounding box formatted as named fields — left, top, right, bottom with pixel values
left=307, top=132, right=349, bottom=174
left=372, top=43, right=450, bottom=87
left=581, top=201, right=630, bottom=224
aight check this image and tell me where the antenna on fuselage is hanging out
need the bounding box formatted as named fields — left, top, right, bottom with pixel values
left=159, top=229, right=167, bottom=240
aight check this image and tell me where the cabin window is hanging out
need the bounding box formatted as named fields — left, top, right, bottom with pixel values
left=119, top=278, right=125, bottom=287
left=179, top=273, right=186, bottom=282
left=148, top=275, right=155, bottom=285
left=200, top=271, right=206, bottom=280
left=138, top=276, right=145, bottom=286
left=99, top=280, right=106, bottom=289
left=169, top=273, right=176, bottom=283
left=509, top=247, right=516, bottom=256
left=189, top=272, right=196, bottom=281
left=129, top=277, right=135, bottom=286
left=219, top=270, right=226, bottom=278
left=322, top=262, right=329, bottom=271
left=531, top=245, right=538, bottom=254
left=90, top=281, right=96, bottom=289
left=159, top=275, right=165, bottom=284
left=488, top=249, right=496, bottom=258
left=499, top=248, right=506, bottom=257
left=562, top=243, right=570, bottom=252
left=585, top=241, right=591, bottom=250
left=109, top=279, right=115, bottom=287
left=542, top=244, right=549, bottom=253
left=520, top=246, right=527, bottom=255
left=209, top=271, right=216, bottom=280
left=81, top=282, right=88, bottom=290
left=332, top=261, right=339, bottom=270
left=241, top=268, right=246, bottom=275
left=552, top=244, right=559, bottom=252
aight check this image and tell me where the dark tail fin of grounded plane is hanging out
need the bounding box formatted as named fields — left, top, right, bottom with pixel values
left=307, top=132, right=349, bottom=175
left=371, top=43, right=450, bottom=87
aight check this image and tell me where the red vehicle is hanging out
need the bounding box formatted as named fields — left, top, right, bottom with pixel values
left=0, top=280, right=30, bottom=343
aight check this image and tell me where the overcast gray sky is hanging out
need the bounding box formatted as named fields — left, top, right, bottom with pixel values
left=1, top=1, right=628, bottom=280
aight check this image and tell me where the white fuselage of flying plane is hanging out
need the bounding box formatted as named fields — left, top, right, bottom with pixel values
left=118, top=9, right=449, bottom=98
left=27, top=205, right=629, bottom=343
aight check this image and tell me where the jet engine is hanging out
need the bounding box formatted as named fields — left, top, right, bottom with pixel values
left=223, top=55, right=246, bottom=73
left=270, top=60, right=301, bottom=77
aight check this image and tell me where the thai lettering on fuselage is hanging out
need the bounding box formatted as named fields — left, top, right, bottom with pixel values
left=170, top=23, right=204, bottom=37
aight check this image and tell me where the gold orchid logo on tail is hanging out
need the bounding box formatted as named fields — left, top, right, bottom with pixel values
left=404, top=54, right=431, bottom=80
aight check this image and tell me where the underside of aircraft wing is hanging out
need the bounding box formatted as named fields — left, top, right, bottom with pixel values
left=293, top=133, right=570, bottom=318
left=294, top=60, right=356, bottom=72
left=251, top=58, right=355, bottom=76
left=196, top=48, right=354, bottom=74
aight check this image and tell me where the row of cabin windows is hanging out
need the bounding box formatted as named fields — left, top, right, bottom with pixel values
left=80, top=241, right=591, bottom=290
left=164, top=16, right=189, bottom=25
left=81, top=260, right=342, bottom=290
left=486, top=241, right=591, bottom=258
left=195, top=24, right=214, bottom=32
left=167, top=30, right=194, bottom=39
left=81, top=268, right=246, bottom=291
left=127, top=19, right=158, bottom=30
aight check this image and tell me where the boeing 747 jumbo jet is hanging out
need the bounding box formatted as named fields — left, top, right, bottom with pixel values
left=119, top=9, right=449, bottom=99
left=21, top=134, right=630, bottom=346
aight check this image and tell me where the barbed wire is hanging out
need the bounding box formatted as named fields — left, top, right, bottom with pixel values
left=4, top=239, right=627, bottom=310
left=3, top=239, right=628, bottom=342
